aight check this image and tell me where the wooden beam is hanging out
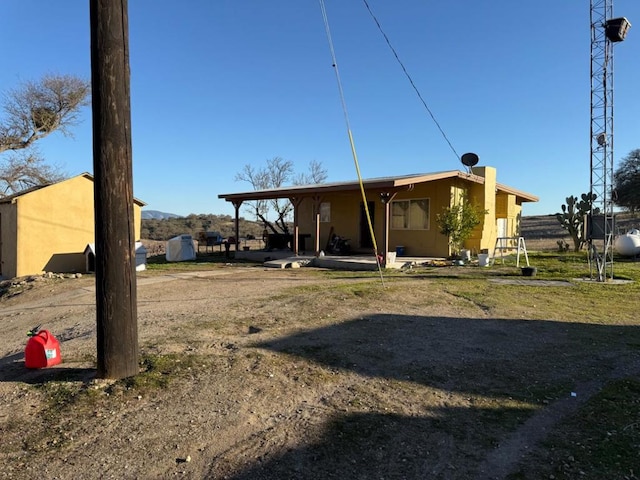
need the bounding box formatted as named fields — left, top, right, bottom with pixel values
left=380, top=192, right=397, bottom=267
left=290, top=197, right=303, bottom=255
left=232, top=200, right=242, bottom=252
left=312, top=195, right=323, bottom=255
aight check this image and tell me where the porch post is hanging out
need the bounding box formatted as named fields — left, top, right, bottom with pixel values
left=232, top=200, right=242, bottom=252
left=290, top=197, right=303, bottom=255
left=380, top=192, right=397, bottom=267
left=313, top=196, right=322, bottom=255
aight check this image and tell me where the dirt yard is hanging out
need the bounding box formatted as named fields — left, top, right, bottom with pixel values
left=1, top=216, right=639, bottom=479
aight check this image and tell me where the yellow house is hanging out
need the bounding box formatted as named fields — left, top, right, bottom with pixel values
left=219, top=166, right=537, bottom=261
left=0, top=173, right=145, bottom=279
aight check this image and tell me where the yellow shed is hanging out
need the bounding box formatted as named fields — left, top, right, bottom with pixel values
left=0, top=173, right=145, bottom=279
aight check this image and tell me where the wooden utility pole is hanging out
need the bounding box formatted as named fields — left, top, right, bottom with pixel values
left=90, top=0, right=139, bottom=379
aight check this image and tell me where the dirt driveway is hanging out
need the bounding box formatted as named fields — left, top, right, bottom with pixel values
left=1, top=265, right=639, bottom=479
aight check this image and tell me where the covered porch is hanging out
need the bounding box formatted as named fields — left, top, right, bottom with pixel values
left=218, top=168, right=537, bottom=268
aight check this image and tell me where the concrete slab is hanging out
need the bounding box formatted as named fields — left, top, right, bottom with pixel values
left=489, top=278, right=574, bottom=287
left=264, top=257, right=314, bottom=269
left=237, top=249, right=442, bottom=271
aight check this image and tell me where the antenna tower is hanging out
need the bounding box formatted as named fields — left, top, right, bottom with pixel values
left=589, top=0, right=630, bottom=281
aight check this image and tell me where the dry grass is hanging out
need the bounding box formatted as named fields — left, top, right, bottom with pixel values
left=2, top=216, right=640, bottom=479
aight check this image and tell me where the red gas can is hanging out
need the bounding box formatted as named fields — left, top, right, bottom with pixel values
left=24, top=330, right=62, bottom=369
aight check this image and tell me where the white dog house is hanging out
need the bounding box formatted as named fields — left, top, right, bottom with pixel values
left=84, top=242, right=147, bottom=272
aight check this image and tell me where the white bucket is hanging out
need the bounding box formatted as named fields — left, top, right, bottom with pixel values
left=478, top=253, right=490, bottom=267
left=386, top=252, right=397, bottom=264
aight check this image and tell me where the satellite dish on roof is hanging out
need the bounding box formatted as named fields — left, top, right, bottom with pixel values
left=461, top=152, right=479, bottom=168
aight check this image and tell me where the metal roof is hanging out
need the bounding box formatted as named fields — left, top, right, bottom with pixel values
left=219, top=170, right=538, bottom=203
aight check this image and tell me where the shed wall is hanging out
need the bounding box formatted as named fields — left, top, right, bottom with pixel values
left=6, top=175, right=143, bottom=278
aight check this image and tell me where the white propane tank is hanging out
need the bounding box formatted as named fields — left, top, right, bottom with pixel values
left=614, top=230, right=640, bottom=257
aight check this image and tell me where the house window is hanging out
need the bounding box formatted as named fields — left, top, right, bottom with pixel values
left=391, top=199, right=429, bottom=230
left=319, top=202, right=331, bottom=223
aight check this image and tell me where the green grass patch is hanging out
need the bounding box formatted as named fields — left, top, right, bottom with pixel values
left=510, top=378, right=640, bottom=480
left=112, top=352, right=204, bottom=393
left=144, top=253, right=259, bottom=272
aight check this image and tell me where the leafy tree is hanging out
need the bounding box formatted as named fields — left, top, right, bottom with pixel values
left=435, top=193, right=487, bottom=257
left=613, top=149, right=640, bottom=212
left=556, top=193, right=599, bottom=252
left=235, top=157, right=327, bottom=234
left=0, top=74, right=91, bottom=196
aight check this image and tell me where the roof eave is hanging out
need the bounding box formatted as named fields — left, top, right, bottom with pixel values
left=218, top=170, right=487, bottom=201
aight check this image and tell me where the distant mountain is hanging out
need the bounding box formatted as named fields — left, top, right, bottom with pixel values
left=142, top=210, right=182, bottom=220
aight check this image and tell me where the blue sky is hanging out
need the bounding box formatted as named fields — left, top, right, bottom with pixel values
left=1, top=1, right=638, bottom=218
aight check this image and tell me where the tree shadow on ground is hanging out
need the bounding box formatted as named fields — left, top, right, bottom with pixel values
left=214, top=314, right=639, bottom=479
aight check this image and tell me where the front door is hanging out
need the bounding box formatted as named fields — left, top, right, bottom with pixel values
left=359, top=201, right=375, bottom=249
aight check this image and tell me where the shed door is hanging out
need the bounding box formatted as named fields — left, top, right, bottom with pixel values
left=359, top=201, right=375, bottom=249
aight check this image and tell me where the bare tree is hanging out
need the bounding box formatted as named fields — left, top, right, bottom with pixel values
left=0, top=150, right=65, bottom=196
left=294, top=159, right=328, bottom=185
left=0, top=74, right=90, bottom=196
left=235, top=157, right=328, bottom=234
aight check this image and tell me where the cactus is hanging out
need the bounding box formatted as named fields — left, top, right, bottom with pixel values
left=555, top=193, right=599, bottom=251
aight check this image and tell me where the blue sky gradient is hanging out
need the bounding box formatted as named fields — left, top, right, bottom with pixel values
left=1, top=1, right=638, bottom=217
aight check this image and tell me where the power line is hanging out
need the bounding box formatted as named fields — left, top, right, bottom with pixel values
left=361, top=0, right=461, bottom=163
left=318, top=0, right=385, bottom=282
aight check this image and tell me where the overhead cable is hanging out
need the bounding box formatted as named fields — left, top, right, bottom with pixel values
left=362, top=0, right=461, bottom=163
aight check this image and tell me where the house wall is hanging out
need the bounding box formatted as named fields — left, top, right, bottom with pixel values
left=495, top=192, right=523, bottom=239
left=293, top=168, right=530, bottom=259
left=297, top=192, right=363, bottom=253
left=389, top=179, right=459, bottom=257
left=9, top=175, right=143, bottom=278
left=468, top=166, right=497, bottom=253
left=296, top=178, right=465, bottom=257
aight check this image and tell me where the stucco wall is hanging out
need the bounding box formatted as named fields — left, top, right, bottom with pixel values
left=390, top=179, right=459, bottom=257
left=495, top=192, right=523, bottom=238
left=16, top=176, right=95, bottom=276
left=6, top=175, right=143, bottom=278
left=469, top=166, right=497, bottom=253
left=293, top=169, right=530, bottom=259
left=296, top=178, right=468, bottom=257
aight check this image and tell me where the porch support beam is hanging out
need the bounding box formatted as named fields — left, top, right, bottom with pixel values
left=232, top=200, right=242, bottom=252
left=290, top=197, right=303, bottom=255
left=379, top=191, right=398, bottom=267
left=312, top=195, right=323, bottom=255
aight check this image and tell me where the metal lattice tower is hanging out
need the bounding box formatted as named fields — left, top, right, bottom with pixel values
left=589, top=0, right=630, bottom=281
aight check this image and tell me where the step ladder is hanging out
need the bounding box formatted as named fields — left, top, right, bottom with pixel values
left=492, top=237, right=529, bottom=267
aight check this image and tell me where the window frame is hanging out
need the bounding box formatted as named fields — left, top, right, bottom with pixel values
left=319, top=202, right=331, bottom=223
left=390, top=198, right=430, bottom=230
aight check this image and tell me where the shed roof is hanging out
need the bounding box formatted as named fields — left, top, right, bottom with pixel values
left=219, top=170, right=539, bottom=203
left=0, top=172, right=147, bottom=206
